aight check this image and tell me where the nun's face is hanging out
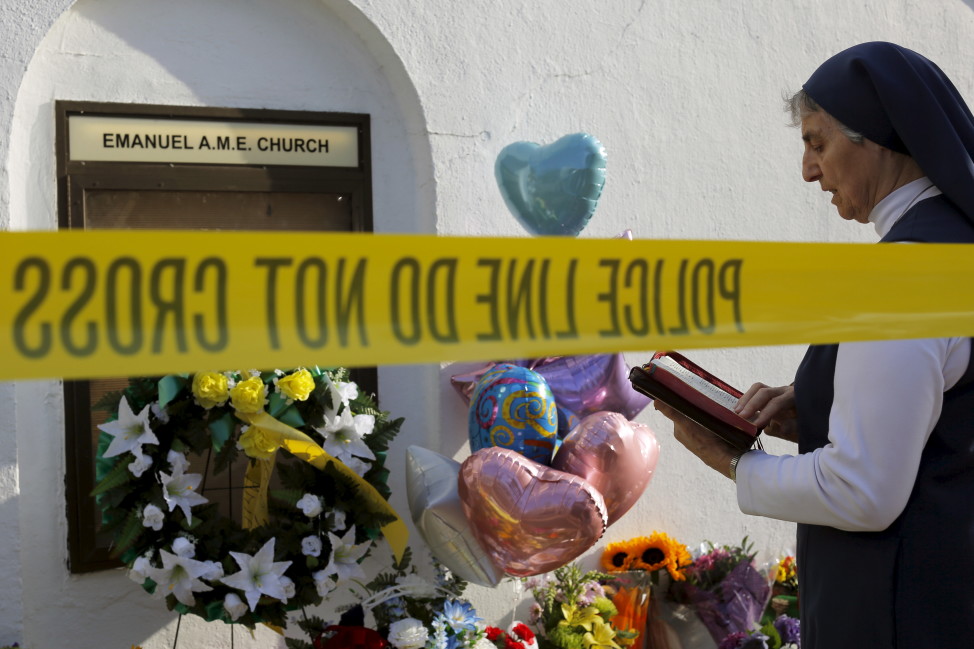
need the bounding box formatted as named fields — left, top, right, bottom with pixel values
left=800, top=111, right=890, bottom=223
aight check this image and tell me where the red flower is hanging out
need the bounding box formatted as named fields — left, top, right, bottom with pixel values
left=511, top=623, right=535, bottom=642
left=486, top=626, right=504, bottom=641
left=313, top=625, right=389, bottom=649
left=504, top=637, right=525, bottom=649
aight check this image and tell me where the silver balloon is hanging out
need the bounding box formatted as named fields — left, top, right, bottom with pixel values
left=405, top=446, right=504, bottom=587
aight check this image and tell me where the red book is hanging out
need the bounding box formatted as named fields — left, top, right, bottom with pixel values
left=629, top=351, right=761, bottom=452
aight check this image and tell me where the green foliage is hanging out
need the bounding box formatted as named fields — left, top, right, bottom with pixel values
left=90, top=456, right=134, bottom=497
left=110, top=511, right=144, bottom=557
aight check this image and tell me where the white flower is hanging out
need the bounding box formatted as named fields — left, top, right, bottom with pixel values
left=224, top=592, right=248, bottom=621
left=331, top=510, right=347, bottom=531
left=387, top=618, right=429, bottom=649
left=129, top=555, right=152, bottom=583
left=342, top=456, right=371, bottom=478
left=397, top=573, right=437, bottom=598
left=142, top=504, right=165, bottom=531
left=313, top=569, right=335, bottom=597
left=171, top=536, right=196, bottom=558
left=127, top=449, right=153, bottom=477
left=322, top=525, right=371, bottom=583
left=167, top=449, right=190, bottom=474
left=99, top=396, right=159, bottom=458
left=296, top=493, right=323, bottom=518
left=279, top=575, right=296, bottom=600
left=151, top=402, right=170, bottom=424
left=201, top=561, right=224, bottom=581
left=473, top=640, right=496, bottom=649
left=324, top=376, right=359, bottom=419
left=144, top=549, right=214, bottom=607
left=301, top=535, right=322, bottom=557
left=220, top=538, right=293, bottom=611
left=316, top=408, right=376, bottom=469
left=159, top=465, right=209, bottom=524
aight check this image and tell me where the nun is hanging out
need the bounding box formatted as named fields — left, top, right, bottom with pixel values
left=654, top=42, right=974, bottom=648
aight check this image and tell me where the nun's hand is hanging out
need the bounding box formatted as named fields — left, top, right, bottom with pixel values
left=735, top=383, right=799, bottom=443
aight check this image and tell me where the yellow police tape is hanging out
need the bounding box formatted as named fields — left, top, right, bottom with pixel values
left=2, top=230, right=972, bottom=381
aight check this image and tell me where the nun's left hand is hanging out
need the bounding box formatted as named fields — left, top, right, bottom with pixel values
left=653, top=401, right=739, bottom=479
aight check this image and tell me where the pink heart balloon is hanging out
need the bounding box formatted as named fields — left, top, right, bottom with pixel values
left=458, top=447, right=607, bottom=577
left=551, top=411, right=659, bottom=526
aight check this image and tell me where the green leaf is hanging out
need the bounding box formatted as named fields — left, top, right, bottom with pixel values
left=157, top=375, right=187, bottom=409
left=268, top=390, right=288, bottom=417
left=207, top=411, right=235, bottom=452
left=278, top=404, right=306, bottom=428
left=90, top=458, right=134, bottom=497
left=110, top=511, right=143, bottom=556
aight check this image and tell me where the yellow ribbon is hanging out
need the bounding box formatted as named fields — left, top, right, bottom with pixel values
left=235, top=410, right=408, bottom=562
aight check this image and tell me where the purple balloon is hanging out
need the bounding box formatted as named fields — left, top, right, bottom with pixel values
left=451, top=354, right=651, bottom=435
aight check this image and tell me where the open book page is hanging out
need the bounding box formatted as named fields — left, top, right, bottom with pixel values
left=651, top=356, right=740, bottom=412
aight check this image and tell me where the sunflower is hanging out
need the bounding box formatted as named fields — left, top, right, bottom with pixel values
left=600, top=538, right=647, bottom=573
left=630, top=532, right=692, bottom=582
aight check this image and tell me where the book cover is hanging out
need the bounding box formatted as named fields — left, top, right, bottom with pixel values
left=628, top=351, right=760, bottom=452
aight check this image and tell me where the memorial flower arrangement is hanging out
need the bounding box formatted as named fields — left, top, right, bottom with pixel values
left=91, top=366, right=405, bottom=630
left=600, top=532, right=692, bottom=584
left=289, top=550, right=491, bottom=649
left=525, top=564, right=638, bottom=649
left=668, top=538, right=774, bottom=646
left=773, top=556, right=797, bottom=594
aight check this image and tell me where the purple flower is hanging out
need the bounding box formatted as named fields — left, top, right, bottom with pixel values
left=774, top=615, right=801, bottom=645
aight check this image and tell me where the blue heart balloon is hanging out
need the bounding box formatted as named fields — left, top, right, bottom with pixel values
left=495, top=133, right=607, bottom=237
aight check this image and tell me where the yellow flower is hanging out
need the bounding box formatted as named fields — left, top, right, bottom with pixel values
left=277, top=369, right=315, bottom=402
left=237, top=426, right=279, bottom=460
left=230, top=376, right=267, bottom=414
left=601, top=538, right=645, bottom=572
left=582, top=618, right=622, bottom=649
left=559, top=603, right=602, bottom=631
left=612, top=532, right=692, bottom=582
left=191, top=372, right=229, bottom=409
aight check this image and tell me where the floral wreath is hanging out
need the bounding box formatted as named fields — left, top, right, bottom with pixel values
left=92, top=367, right=405, bottom=630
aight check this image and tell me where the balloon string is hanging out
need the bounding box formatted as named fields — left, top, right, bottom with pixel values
left=508, top=578, right=524, bottom=628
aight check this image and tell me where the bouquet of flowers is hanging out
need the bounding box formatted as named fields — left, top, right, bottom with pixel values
left=718, top=614, right=800, bottom=649
left=290, top=549, right=490, bottom=649
left=525, top=563, right=638, bottom=649
left=669, top=538, right=774, bottom=645
left=599, top=532, right=693, bottom=649
left=765, top=555, right=799, bottom=620
left=91, top=367, right=404, bottom=630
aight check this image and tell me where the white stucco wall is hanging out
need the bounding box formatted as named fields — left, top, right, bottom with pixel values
left=2, top=0, right=974, bottom=647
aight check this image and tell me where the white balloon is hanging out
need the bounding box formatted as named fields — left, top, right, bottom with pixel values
left=405, top=446, right=503, bottom=587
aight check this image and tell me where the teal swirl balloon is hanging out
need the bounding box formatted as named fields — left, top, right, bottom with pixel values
left=468, top=364, right=559, bottom=465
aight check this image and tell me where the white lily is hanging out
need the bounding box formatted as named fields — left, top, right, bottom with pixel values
left=159, top=465, right=209, bottom=524
left=316, top=408, right=376, bottom=468
left=323, top=376, right=358, bottom=420
left=99, top=396, right=159, bottom=458
left=145, top=549, right=214, bottom=607
left=220, top=538, right=293, bottom=611
left=322, top=525, right=371, bottom=583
